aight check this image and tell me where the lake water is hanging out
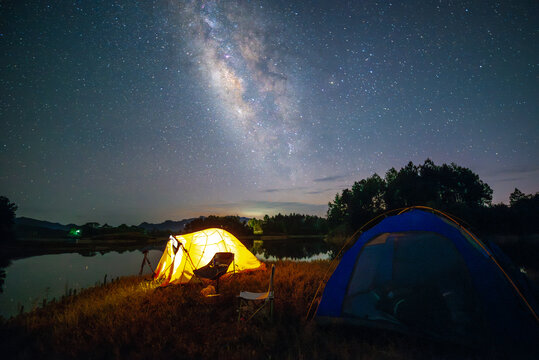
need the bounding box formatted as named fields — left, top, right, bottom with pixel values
left=0, top=250, right=163, bottom=319
left=0, top=238, right=332, bottom=319
left=250, top=237, right=333, bottom=261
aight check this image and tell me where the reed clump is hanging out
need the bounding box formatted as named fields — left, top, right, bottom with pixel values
left=0, top=260, right=482, bottom=359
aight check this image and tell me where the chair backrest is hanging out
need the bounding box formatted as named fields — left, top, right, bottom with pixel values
left=213, top=252, right=235, bottom=267
left=268, top=265, right=275, bottom=299
left=194, top=252, right=234, bottom=280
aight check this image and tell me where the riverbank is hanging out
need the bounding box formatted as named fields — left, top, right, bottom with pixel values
left=0, top=260, right=520, bottom=360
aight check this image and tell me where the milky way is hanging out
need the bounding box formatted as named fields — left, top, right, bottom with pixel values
left=1, top=0, right=537, bottom=224
left=180, top=1, right=305, bottom=177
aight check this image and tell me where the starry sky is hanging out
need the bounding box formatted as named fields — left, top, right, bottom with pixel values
left=1, top=0, right=538, bottom=225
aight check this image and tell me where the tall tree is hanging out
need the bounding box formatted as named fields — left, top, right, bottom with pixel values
left=384, top=161, right=421, bottom=208
left=328, top=160, right=494, bottom=233
left=0, top=196, right=18, bottom=241
left=509, top=188, right=527, bottom=206
left=328, top=174, right=386, bottom=230
left=383, top=160, right=492, bottom=209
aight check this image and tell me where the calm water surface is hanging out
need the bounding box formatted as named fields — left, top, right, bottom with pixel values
left=0, top=250, right=162, bottom=319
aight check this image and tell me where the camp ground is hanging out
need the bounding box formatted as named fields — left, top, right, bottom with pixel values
left=150, top=211, right=538, bottom=354
left=1, top=211, right=537, bottom=358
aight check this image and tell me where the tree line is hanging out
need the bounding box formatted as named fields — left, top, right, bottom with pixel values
left=247, top=214, right=328, bottom=235
left=326, top=159, right=538, bottom=237
left=181, top=214, right=328, bottom=236
left=182, top=216, right=252, bottom=236
left=0, top=196, right=17, bottom=241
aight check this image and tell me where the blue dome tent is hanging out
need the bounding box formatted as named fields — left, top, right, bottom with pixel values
left=316, top=208, right=538, bottom=354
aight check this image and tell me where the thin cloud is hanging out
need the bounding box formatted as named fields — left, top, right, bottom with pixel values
left=497, top=176, right=526, bottom=183
left=485, top=165, right=539, bottom=178
left=261, top=186, right=307, bottom=193
left=304, top=188, right=337, bottom=195
left=313, top=174, right=348, bottom=183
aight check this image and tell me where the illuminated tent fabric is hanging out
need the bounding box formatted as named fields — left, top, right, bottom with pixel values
left=154, top=228, right=264, bottom=286
left=317, top=209, right=538, bottom=354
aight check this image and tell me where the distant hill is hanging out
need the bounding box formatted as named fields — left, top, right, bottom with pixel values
left=138, top=217, right=250, bottom=233
left=138, top=218, right=196, bottom=233
left=15, top=217, right=76, bottom=231
left=14, top=216, right=251, bottom=234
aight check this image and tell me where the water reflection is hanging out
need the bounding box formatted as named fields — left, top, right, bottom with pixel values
left=0, top=257, right=11, bottom=294
left=251, top=238, right=335, bottom=261
left=0, top=269, right=6, bottom=294
left=256, top=251, right=333, bottom=262
left=0, top=250, right=162, bottom=319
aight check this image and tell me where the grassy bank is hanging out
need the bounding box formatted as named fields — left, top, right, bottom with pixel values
left=0, top=261, right=503, bottom=360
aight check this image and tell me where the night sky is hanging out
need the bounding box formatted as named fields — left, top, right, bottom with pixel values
left=1, top=1, right=537, bottom=225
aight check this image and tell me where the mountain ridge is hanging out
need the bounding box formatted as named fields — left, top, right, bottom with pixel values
left=14, top=216, right=251, bottom=233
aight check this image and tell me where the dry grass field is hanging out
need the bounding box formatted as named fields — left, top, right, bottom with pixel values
left=1, top=260, right=516, bottom=359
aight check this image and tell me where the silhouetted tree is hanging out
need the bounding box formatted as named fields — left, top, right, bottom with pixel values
left=183, top=216, right=251, bottom=236
left=328, top=160, right=494, bottom=232
left=384, top=161, right=422, bottom=208
left=509, top=188, right=528, bottom=206
left=327, top=189, right=352, bottom=228
left=0, top=196, right=17, bottom=242
left=254, top=213, right=328, bottom=235
left=383, top=160, right=492, bottom=210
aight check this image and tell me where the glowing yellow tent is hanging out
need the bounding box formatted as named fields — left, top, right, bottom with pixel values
left=153, top=228, right=264, bottom=286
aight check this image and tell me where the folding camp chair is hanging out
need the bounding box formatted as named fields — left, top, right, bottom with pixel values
left=238, top=264, right=275, bottom=322
left=193, top=252, right=234, bottom=295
